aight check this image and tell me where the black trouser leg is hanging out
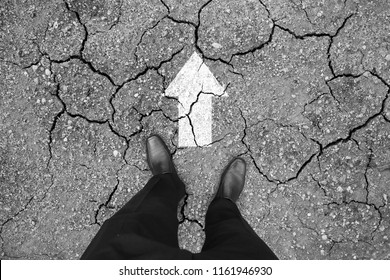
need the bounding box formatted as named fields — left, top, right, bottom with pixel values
left=81, top=173, right=192, bottom=259
left=195, top=198, right=278, bottom=260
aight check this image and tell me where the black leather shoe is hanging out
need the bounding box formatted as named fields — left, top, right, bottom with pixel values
left=146, top=134, right=176, bottom=175
left=215, top=158, right=246, bottom=203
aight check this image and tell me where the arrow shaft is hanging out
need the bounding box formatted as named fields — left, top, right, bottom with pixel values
left=178, top=94, right=212, bottom=147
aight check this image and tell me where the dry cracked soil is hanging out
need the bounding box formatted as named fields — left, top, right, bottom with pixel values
left=1, top=0, right=390, bottom=259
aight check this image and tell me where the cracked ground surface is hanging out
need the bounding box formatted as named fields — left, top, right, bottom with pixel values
left=0, top=0, right=389, bottom=259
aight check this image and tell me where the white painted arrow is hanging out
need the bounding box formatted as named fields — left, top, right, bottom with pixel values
left=165, top=52, right=227, bottom=147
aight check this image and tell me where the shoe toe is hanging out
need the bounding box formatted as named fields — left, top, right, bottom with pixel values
left=146, top=135, right=175, bottom=175
left=231, top=158, right=246, bottom=176
left=217, top=157, right=246, bottom=202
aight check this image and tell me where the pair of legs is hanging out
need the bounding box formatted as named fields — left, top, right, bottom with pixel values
left=81, top=135, right=277, bottom=259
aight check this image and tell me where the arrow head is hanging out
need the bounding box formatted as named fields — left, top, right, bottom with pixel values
left=165, top=51, right=227, bottom=100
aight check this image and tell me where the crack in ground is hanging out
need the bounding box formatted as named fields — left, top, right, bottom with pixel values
left=37, top=172, right=55, bottom=205
left=45, top=77, right=131, bottom=226
left=30, top=0, right=233, bottom=157
left=320, top=77, right=389, bottom=153
left=228, top=20, right=276, bottom=62
left=324, top=79, right=342, bottom=106
left=178, top=193, right=205, bottom=230
left=181, top=85, right=230, bottom=147
left=238, top=108, right=280, bottom=184
left=108, top=0, right=124, bottom=31
left=297, top=215, right=320, bottom=236
left=0, top=196, right=34, bottom=256
left=92, top=165, right=125, bottom=226
left=238, top=108, right=321, bottom=185
left=272, top=12, right=356, bottom=80
left=274, top=12, right=355, bottom=40
left=192, top=0, right=277, bottom=68
left=1, top=60, right=22, bottom=67
left=326, top=13, right=356, bottom=78
left=303, top=74, right=389, bottom=243
left=325, top=199, right=384, bottom=241
left=310, top=174, right=330, bottom=198
left=20, top=0, right=118, bottom=90
left=363, top=147, right=373, bottom=204
left=193, top=0, right=237, bottom=69
left=303, top=72, right=390, bottom=150
left=281, top=152, right=318, bottom=184
left=132, top=45, right=185, bottom=82
left=63, top=0, right=88, bottom=54
left=258, top=0, right=271, bottom=17
left=127, top=81, right=231, bottom=148
left=51, top=56, right=116, bottom=87
left=8, top=0, right=389, bottom=258
left=194, top=0, right=215, bottom=57
left=194, top=0, right=348, bottom=67
left=296, top=0, right=315, bottom=25
left=166, top=15, right=197, bottom=27
left=0, top=197, right=34, bottom=234
left=47, top=83, right=66, bottom=169
left=134, top=19, right=167, bottom=64
left=186, top=115, right=199, bottom=147
left=111, top=46, right=185, bottom=123
left=328, top=238, right=343, bottom=255
left=159, top=0, right=170, bottom=14
left=53, top=80, right=130, bottom=163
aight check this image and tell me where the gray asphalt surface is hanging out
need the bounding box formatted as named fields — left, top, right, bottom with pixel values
left=1, top=0, right=389, bottom=259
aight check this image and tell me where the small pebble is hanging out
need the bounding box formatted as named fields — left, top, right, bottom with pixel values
left=45, top=69, right=51, bottom=76
left=385, top=54, right=390, bottom=61
left=212, top=42, right=223, bottom=49
left=113, top=150, right=120, bottom=157
left=322, top=234, right=328, bottom=240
